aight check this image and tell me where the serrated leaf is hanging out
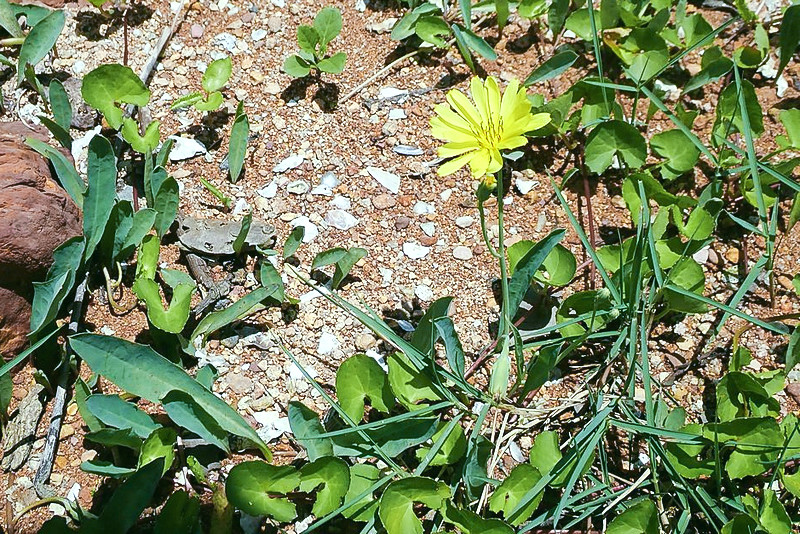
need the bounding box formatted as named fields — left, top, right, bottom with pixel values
left=378, top=477, right=451, bottom=534
left=225, top=461, right=300, bottom=521
left=336, top=353, right=394, bottom=422
left=299, top=457, right=350, bottom=516
left=82, top=64, right=150, bottom=129
left=202, top=57, right=232, bottom=93
left=70, top=334, right=270, bottom=457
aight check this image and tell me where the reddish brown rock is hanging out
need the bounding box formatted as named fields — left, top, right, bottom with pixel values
left=0, top=122, right=82, bottom=286
left=0, top=287, right=31, bottom=358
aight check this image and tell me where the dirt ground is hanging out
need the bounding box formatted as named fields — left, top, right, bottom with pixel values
left=3, top=0, right=800, bottom=530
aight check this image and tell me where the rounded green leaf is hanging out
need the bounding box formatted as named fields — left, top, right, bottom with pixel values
left=378, top=477, right=451, bottom=534
left=584, top=120, right=647, bottom=174
left=650, top=129, right=700, bottom=179
left=336, top=354, right=394, bottom=422
left=489, top=464, right=543, bottom=526
left=313, top=6, right=342, bottom=48
left=342, top=463, right=382, bottom=521
left=194, top=91, right=224, bottom=112
left=607, top=499, right=659, bottom=534
left=225, top=461, right=300, bottom=521
left=202, top=57, right=232, bottom=93
left=414, top=421, right=467, bottom=466
left=82, top=64, right=151, bottom=129
left=299, top=457, right=350, bottom=517
left=317, top=51, right=346, bottom=74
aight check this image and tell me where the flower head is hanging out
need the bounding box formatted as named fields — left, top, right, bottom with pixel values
left=430, top=76, right=550, bottom=180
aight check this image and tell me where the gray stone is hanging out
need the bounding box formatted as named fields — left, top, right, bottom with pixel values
left=453, top=246, right=473, bottom=260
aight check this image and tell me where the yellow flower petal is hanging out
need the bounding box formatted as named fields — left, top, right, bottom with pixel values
left=438, top=150, right=475, bottom=176
left=486, top=149, right=503, bottom=174
left=470, top=77, right=490, bottom=124
left=468, top=148, right=492, bottom=178
left=438, top=140, right=480, bottom=158
left=496, top=135, right=528, bottom=150
left=485, top=77, right=501, bottom=122
left=446, top=89, right=483, bottom=131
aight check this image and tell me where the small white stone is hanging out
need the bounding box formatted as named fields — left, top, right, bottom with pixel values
left=455, top=216, right=474, bottom=228
left=367, top=166, right=400, bottom=194
left=378, top=87, right=408, bottom=100
left=168, top=136, right=206, bottom=161
left=325, top=209, right=359, bottom=230
left=291, top=216, right=319, bottom=243
left=257, top=181, right=278, bottom=198
left=420, top=222, right=435, bottom=236
left=453, top=246, right=473, bottom=260
left=403, top=241, right=430, bottom=259
left=388, top=108, right=406, bottom=120
left=515, top=178, right=536, bottom=195
left=273, top=154, right=304, bottom=173
left=413, top=201, right=435, bottom=215
left=251, top=28, right=267, bottom=41
left=286, top=180, right=309, bottom=194
left=415, top=284, right=434, bottom=301
left=329, top=195, right=351, bottom=210
left=252, top=411, right=292, bottom=442
left=318, top=332, right=340, bottom=355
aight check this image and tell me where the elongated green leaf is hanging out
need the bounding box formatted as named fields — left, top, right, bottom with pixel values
left=507, top=229, right=565, bottom=319
left=433, top=317, right=465, bottom=377
left=154, top=491, right=201, bottom=534
left=779, top=5, right=800, bottom=76
left=163, top=390, right=230, bottom=453
left=191, top=286, right=274, bottom=344
left=48, top=79, right=72, bottom=132
left=152, top=176, right=179, bottom=239
left=80, top=460, right=136, bottom=478
left=225, top=461, right=300, bottom=521
left=0, top=0, right=22, bottom=38
left=132, top=277, right=195, bottom=334
left=524, top=50, right=578, bottom=85
left=85, top=394, right=160, bottom=438
left=138, top=427, right=176, bottom=474
left=228, top=104, right=248, bottom=183
left=288, top=401, right=333, bottom=461
left=232, top=211, right=251, bottom=256
left=17, top=10, right=64, bottom=86
left=25, top=137, right=84, bottom=208
left=283, top=226, right=304, bottom=258
left=70, top=334, right=270, bottom=457
left=30, top=236, right=83, bottom=336
left=83, top=135, right=117, bottom=261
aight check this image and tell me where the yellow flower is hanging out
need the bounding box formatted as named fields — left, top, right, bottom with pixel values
left=430, top=76, right=551, bottom=180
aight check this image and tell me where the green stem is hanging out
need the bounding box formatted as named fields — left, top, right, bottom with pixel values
left=496, top=168, right=511, bottom=349
left=477, top=198, right=500, bottom=259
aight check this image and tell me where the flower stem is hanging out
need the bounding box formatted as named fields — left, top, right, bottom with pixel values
left=496, top=168, right=511, bottom=349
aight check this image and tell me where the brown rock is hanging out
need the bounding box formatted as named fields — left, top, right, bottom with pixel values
left=786, top=382, right=800, bottom=406
left=0, top=123, right=82, bottom=287
left=0, top=287, right=31, bottom=358
left=372, top=194, right=396, bottom=210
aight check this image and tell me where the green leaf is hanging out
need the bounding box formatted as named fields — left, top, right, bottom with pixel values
left=606, top=498, right=659, bottom=534
left=299, top=457, right=350, bottom=516
left=296, top=25, right=319, bottom=54
left=154, top=491, right=201, bottom=534
left=30, top=237, right=83, bottom=336
left=331, top=415, right=440, bottom=458
left=121, top=117, right=160, bottom=154
left=48, top=79, right=72, bottom=132
left=778, top=5, right=800, bottom=76
left=442, top=502, right=514, bottom=534
left=80, top=460, right=136, bottom=478
left=82, top=64, right=150, bottom=129
left=228, top=103, right=249, bottom=183
left=70, top=333, right=270, bottom=457
left=313, top=6, right=342, bottom=48
left=683, top=55, right=733, bottom=93
left=287, top=401, right=333, bottom=460
left=518, top=0, right=546, bottom=18
left=190, top=286, right=273, bottom=345
left=17, top=10, right=65, bottom=86
left=524, top=50, right=578, bottom=85
left=336, top=353, right=394, bottom=422
left=721, top=515, right=759, bottom=534
left=171, top=91, right=204, bottom=111
left=85, top=427, right=143, bottom=450
left=548, top=0, right=569, bottom=33
left=433, top=317, right=466, bottom=377
left=650, top=129, right=700, bottom=179
left=81, top=459, right=165, bottom=534
left=312, top=246, right=367, bottom=289
left=760, top=488, right=791, bottom=534
left=712, top=80, right=763, bottom=146
left=528, top=430, right=562, bottom=478
left=163, top=390, right=230, bottom=453
left=283, top=226, right=305, bottom=258
left=415, top=16, right=451, bottom=47
left=663, top=258, right=706, bottom=314
left=152, top=176, right=179, bottom=239
left=378, top=477, right=451, bottom=534
left=85, top=394, right=160, bottom=438
left=317, top=51, right=347, bottom=73
left=284, top=54, right=311, bottom=78
left=414, top=421, right=466, bottom=466
left=0, top=0, right=22, bottom=38
left=258, top=260, right=285, bottom=303
left=342, top=463, right=382, bottom=521
left=702, top=417, right=782, bottom=479
left=778, top=108, right=800, bottom=149
left=556, top=290, right=613, bottom=337
left=83, top=135, right=117, bottom=261
left=489, top=464, right=543, bottom=526
left=138, top=427, right=176, bottom=475
left=507, top=229, right=565, bottom=318
left=25, top=138, right=85, bottom=208
left=202, top=57, right=232, bottom=93
left=132, top=276, right=195, bottom=334
left=387, top=351, right=441, bottom=408
left=585, top=120, right=647, bottom=173
left=0, top=372, right=11, bottom=419
left=232, top=211, right=252, bottom=256
left=225, top=461, right=300, bottom=521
